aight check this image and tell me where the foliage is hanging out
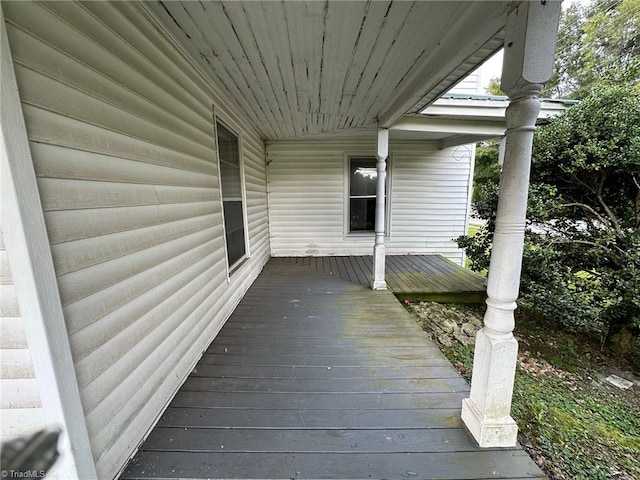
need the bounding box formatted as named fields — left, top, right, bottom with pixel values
left=485, top=76, right=505, bottom=96
left=471, top=142, right=501, bottom=203
left=457, top=85, right=640, bottom=358
left=543, top=0, right=640, bottom=99
left=512, top=369, right=640, bottom=480
left=529, top=85, right=640, bottom=334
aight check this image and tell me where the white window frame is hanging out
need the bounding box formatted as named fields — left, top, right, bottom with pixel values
left=343, top=153, right=392, bottom=239
left=213, top=110, right=250, bottom=276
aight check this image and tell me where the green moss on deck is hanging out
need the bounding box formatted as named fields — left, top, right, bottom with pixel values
left=395, top=292, right=487, bottom=304
left=281, top=255, right=486, bottom=300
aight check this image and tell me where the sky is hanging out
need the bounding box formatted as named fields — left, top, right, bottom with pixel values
left=478, top=50, right=503, bottom=93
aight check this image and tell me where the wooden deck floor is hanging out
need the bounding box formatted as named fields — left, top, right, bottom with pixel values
left=121, top=259, right=543, bottom=480
left=280, top=255, right=486, bottom=300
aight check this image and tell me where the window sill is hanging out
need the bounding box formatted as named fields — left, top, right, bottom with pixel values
left=344, top=232, right=390, bottom=241
left=228, top=256, right=249, bottom=277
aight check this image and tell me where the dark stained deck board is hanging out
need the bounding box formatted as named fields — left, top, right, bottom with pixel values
left=353, top=254, right=374, bottom=283
left=122, top=259, right=543, bottom=480
left=391, top=255, right=469, bottom=292
left=410, top=256, right=469, bottom=291
left=125, top=451, right=543, bottom=480
left=416, top=255, right=485, bottom=292
left=140, top=427, right=488, bottom=453
left=279, top=254, right=486, bottom=295
left=354, top=256, right=372, bottom=284
left=341, top=255, right=361, bottom=283
left=157, top=407, right=463, bottom=429
left=190, top=364, right=462, bottom=379
left=197, top=353, right=455, bottom=368
left=389, top=255, right=432, bottom=291
left=207, top=341, right=436, bottom=351
left=169, top=391, right=469, bottom=410
left=210, top=335, right=436, bottom=347
left=180, top=376, right=470, bottom=393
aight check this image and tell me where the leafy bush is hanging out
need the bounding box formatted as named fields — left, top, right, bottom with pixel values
left=458, top=85, right=640, bottom=367
left=471, top=142, right=501, bottom=203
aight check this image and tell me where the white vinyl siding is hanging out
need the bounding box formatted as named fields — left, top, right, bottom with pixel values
left=3, top=2, right=269, bottom=478
left=448, top=69, right=483, bottom=95
left=0, top=228, right=46, bottom=439
left=267, top=140, right=472, bottom=264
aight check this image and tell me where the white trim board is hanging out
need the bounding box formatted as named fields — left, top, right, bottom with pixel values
left=0, top=6, right=97, bottom=478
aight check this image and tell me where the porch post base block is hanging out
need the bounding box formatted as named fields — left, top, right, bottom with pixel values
left=461, top=398, right=518, bottom=447
left=371, top=244, right=387, bottom=290
left=461, top=327, right=519, bottom=447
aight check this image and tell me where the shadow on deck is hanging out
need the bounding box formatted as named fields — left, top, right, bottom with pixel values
left=281, top=254, right=486, bottom=303
left=122, top=258, right=542, bottom=479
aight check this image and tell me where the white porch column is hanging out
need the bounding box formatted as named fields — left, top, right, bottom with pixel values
left=371, top=128, right=388, bottom=290
left=461, top=0, right=561, bottom=447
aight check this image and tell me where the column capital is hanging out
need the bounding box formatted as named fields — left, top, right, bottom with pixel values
left=501, top=1, right=561, bottom=96
left=376, top=127, right=389, bottom=159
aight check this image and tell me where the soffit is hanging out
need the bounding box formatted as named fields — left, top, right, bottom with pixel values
left=147, top=1, right=517, bottom=140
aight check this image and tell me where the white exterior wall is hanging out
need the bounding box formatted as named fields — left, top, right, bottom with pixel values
left=3, top=2, right=269, bottom=478
left=448, top=70, right=483, bottom=95
left=0, top=228, right=46, bottom=438
left=267, top=140, right=472, bottom=264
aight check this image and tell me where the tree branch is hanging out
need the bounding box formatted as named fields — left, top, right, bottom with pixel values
left=595, top=173, right=625, bottom=239
left=561, top=202, right=609, bottom=226
left=633, top=173, right=640, bottom=228
left=543, top=237, right=630, bottom=267
left=567, top=171, right=598, bottom=195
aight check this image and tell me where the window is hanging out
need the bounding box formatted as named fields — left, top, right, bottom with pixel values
left=348, top=157, right=387, bottom=233
left=216, top=121, right=246, bottom=268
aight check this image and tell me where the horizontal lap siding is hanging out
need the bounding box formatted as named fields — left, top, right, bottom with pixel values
left=448, top=70, right=481, bottom=95
left=267, top=142, right=348, bottom=256
left=3, top=2, right=269, bottom=478
left=0, top=229, right=46, bottom=438
left=267, top=140, right=471, bottom=263
left=390, top=144, right=471, bottom=264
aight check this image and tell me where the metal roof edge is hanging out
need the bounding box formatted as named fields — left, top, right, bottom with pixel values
left=440, top=93, right=579, bottom=105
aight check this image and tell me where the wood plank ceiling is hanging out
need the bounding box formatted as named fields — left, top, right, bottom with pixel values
left=147, top=1, right=515, bottom=141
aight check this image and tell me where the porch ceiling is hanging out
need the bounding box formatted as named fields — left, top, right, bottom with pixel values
left=146, top=1, right=517, bottom=141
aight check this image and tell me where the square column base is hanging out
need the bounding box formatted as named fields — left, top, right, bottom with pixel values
left=371, top=244, right=387, bottom=290
left=461, top=398, right=518, bottom=447
left=461, top=327, right=519, bottom=447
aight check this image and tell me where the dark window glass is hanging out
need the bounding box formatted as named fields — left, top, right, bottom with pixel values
left=217, top=122, right=246, bottom=267
left=349, top=157, right=386, bottom=232
left=350, top=160, right=377, bottom=196
left=350, top=198, right=376, bottom=231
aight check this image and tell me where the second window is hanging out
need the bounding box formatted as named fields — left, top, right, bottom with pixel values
left=348, top=157, right=387, bottom=233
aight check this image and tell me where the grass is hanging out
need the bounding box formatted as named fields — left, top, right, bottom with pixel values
left=416, top=303, right=640, bottom=480
left=467, top=222, right=482, bottom=237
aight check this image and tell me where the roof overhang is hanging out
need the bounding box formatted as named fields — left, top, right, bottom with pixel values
left=388, top=95, right=575, bottom=148
left=145, top=1, right=521, bottom=141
